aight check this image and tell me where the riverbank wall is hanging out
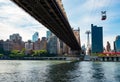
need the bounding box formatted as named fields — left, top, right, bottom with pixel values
left=0, top=57, right=82, bottom=61
left=91, top=56, right=120, bottom=62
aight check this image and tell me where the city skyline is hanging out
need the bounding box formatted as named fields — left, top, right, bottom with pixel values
left=0, top=0, right=120, bottom=49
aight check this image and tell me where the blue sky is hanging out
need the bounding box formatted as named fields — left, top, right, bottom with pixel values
left=0, top=0, right=120, bottom=49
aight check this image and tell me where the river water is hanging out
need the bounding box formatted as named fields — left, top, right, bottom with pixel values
left=0, top=60, right=120, bottom=82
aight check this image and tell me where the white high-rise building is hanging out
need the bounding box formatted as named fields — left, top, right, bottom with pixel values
left=25, top=40, right=33, bottom=50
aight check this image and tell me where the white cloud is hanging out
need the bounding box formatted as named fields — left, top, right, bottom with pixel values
left=0, top=22, right=48, bottom=41
left=0, top=0, right=48, bottom=41
left=0, top=0, right=9, bottom=3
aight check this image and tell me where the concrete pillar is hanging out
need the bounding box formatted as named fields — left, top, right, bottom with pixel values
left=118, top=57, right=120, bottom=61
left=100, top=58, right=103, bottom=61
left=113, top=57, right=116, bottom=61
left=109, top=57, right=112, bottom=61
left=105, top=57, right=107, bottom=61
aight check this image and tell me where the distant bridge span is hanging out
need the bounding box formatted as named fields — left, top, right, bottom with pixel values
left=11, top=0, right=81, bottom=50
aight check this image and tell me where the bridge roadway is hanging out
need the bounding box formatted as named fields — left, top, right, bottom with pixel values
left=11, top=0, right=81, bottom=50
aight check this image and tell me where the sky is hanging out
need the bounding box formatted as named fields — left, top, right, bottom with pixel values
left=0, top=0, right=120, bottom=49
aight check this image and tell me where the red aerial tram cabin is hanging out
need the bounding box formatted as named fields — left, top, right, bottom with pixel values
left=101, top=11, right=107, bottom=20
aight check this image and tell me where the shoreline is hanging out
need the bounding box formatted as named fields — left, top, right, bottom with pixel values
left=0, top=56, right=82, bottom=61
left=1, top=56, right=120, bottom=62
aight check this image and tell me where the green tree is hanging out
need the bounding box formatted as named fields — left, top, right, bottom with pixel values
left=10, top=50, right=25, bottom=59
left=0, top=54, right=4, bottom=57
left=11, top=50, right=19, bottom=55
left=38, top=50, right=47, bottom=56
left=21, top=48, right=26, bottom=54
left=17, top=52, right=25, bottom=57
left=32, top=50, right=39, bottom=57
left=32, top=50, right=48, bottom=57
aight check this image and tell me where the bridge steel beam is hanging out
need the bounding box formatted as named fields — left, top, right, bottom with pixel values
left=11, top=0, right=81, bottom=50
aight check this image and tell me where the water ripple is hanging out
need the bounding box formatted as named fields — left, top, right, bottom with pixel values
left=0, top=61, right=120, bottom=82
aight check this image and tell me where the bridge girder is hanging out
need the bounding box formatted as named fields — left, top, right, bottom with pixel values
left=11, top=0, right=81, bottom=50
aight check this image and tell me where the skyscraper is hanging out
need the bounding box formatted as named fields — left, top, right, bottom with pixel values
left=47, top=35, right=60, bottom=55
left=91, top=24, right=103, bottom=53
left=9, top=33, right=24, bottom=50
left=0, top=40, right=4, bottom=53
left=72, top=28, right=81, bottom=55
left=46, top=31, right=52, bottom=39
left=46, top=31, right=61, bottom=55
left=25, top=40, right=33, bottom=50
left=114, top=35, right=120, bottom=52
left=10, top=33, right=22, bottom=42
left=32, top=32, right=39, bottom=42
left=106, top=41, right=111, bottom=52
left=25, top=40, right=34, bottom=55
left=34, top=38, right=41, bottom=50
left=40, top=37, right=47, bottom=50
left=3, top=40, right=13, bottom=51
left=73, top=28, right=81, bottom=46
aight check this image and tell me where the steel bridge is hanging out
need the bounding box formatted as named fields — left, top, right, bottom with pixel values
left=11, top=0, right=81, bottom=51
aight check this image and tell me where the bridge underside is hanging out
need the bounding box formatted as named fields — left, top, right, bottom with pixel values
left=11, top=0, right=81, bottom=50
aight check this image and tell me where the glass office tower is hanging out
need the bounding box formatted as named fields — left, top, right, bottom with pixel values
left=32, top=32, right=39, bottom=42
left=114, top=35, right=120, bottom=52
left=91, top=24, right=103, bottom=53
